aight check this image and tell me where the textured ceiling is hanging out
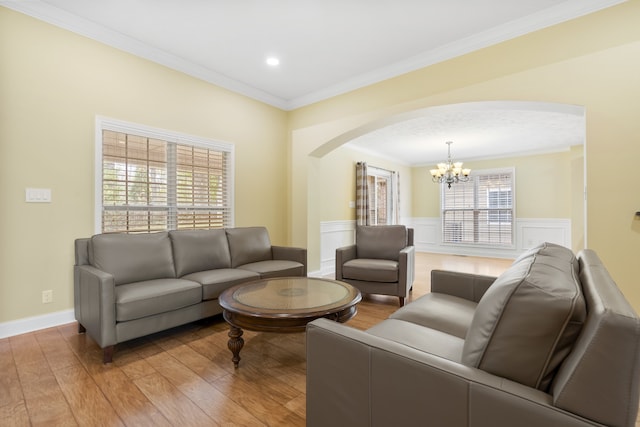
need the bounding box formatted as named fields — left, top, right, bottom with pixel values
left=346, top=102, right=585, bottom=165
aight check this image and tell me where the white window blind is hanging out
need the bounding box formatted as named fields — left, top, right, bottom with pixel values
left=441, top=169, right=514, bottom=246
left=98, top=118, right=233, bottom=233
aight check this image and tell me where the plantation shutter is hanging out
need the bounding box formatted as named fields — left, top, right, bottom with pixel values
left=175, top=144, right=231, bottom=229
left=441, top=169, right=513, bottom=246
left=101, top=127, right=232, bottom=233
left=442, top=179, right=475, bottom=243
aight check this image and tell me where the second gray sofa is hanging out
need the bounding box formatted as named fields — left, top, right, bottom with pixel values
left=307, top=243, right=640, bottom=427
left=74, top=226, right=306, bottom=363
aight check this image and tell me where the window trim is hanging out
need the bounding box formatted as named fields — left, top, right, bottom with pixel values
left=440, top=167, right=516, bottom=249
left=95, top=116, right=235, bottom=234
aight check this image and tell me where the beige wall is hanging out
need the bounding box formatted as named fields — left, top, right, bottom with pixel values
left=2, top=2, right=639, bottom=326
left=413, top=150, right=577, bottom=218
left=320, top=146, right=580, bottom=236
left=0, top=8, right=288, bottom=323
left=412, top=148, right=585, bottom=250
left=288, top=2, right=640, bottom=310
left=319, top=145, right=411, bottom=222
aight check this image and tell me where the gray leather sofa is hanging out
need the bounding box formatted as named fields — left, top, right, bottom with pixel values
left=307, top=243, right=640, bottom=427
left=74, top=226, right=306, bottom=363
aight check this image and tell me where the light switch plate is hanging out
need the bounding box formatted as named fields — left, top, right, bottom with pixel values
left=26, top=188, right=52, bottom=203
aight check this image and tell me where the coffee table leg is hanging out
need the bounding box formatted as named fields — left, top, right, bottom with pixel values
left=227, top=325, right=244, bottom=368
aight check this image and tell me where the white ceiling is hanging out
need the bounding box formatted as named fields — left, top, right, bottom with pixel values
left=2, top=0, right=624, bottom=110
left=2, top=0, right=614, bottom=164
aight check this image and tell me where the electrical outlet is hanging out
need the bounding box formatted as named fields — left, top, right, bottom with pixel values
left=42, top=290, right=53, bottom=304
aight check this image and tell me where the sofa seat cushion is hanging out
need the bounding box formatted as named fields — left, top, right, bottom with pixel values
left=390, top=293, right=477, bottom=339
left=368, top=319, right=464, bottom=362
left=116, top=279, right=202, bottom=322
left=462, top=242, right=586, bottom=391
left=182, top=268, right=260, bottom=300
left=237, top=260, right=305, bottom=278
left=342, top=259, right=398, bottom=283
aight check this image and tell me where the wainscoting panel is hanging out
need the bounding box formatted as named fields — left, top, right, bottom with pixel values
left=518, top=218, right=572, bottom=250
left=409, top=217, right=571, bottom=259
left=319, top=220, right=356, bottom=276
left=319, top=218, right=572, bottom=275
left=411, top=217, right=440, bottom=246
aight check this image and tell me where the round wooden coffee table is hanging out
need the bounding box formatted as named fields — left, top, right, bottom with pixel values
left=219, top=277, right=361, bottom=368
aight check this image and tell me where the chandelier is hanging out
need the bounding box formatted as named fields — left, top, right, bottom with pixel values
left=430, top=141, right=471, bottom=189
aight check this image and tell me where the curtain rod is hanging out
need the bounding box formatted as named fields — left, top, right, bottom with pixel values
left=358, top=162, right=396, bottom=174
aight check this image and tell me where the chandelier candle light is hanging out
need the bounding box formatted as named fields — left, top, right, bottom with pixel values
left=430, top=141, right=471, bottom=189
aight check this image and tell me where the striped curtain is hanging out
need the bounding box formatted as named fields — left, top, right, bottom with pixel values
left=356, top=162, right=370, bottom=225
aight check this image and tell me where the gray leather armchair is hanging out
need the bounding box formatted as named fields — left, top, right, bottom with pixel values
left=336, top=225, right=415, bottom=306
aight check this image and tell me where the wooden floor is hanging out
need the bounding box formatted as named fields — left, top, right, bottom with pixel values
left=0, top=252, right=630, bottom=426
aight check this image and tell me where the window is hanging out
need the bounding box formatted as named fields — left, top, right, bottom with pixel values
left=441, top=168, right=514, bottom=246
left=487, top=187, right=512, bottom=224
left=366, top=166, right=397, bottom=225
left=96, top=117, right=234, bottom=233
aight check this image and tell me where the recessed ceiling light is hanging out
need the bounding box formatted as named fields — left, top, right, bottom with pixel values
left=266, top=57, right=280, bottom=66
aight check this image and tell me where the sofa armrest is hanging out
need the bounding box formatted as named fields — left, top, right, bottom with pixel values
left=399, top=245, right=415, bottom=293
left=335, top=245, right=356, bottom=280
left=272, top=245, right=307, bottom=275
left=74, top=264, right=117, bottom=348
left=306, top=319, right=599, bottom=427
left=431, top=269, right=497, bottom=302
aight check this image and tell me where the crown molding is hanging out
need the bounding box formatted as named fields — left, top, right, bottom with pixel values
left=285, top=0, right=627, bottom=110
left=1, top=0, right=626, bottom=111
left=0, top=0, right=290, bottom=109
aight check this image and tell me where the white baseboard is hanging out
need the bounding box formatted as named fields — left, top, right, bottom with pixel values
left=0, top=309, right=75, bottom=339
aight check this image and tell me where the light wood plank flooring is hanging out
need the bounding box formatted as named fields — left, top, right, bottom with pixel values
left=0, top=253, right=633, bottom=426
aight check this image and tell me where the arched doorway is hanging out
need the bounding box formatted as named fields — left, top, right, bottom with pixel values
left=293, top=101, right=585, bottom=274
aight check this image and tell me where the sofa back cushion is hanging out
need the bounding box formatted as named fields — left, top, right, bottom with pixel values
left=89, top=232, right=176, bottom=285
left=356, top=225, right=408, bottom=261
left=169, top=229, right=231, bottom=277
left=461, top=242, right=586, bottom=391
left=226, top=227, right=272, bottom=268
